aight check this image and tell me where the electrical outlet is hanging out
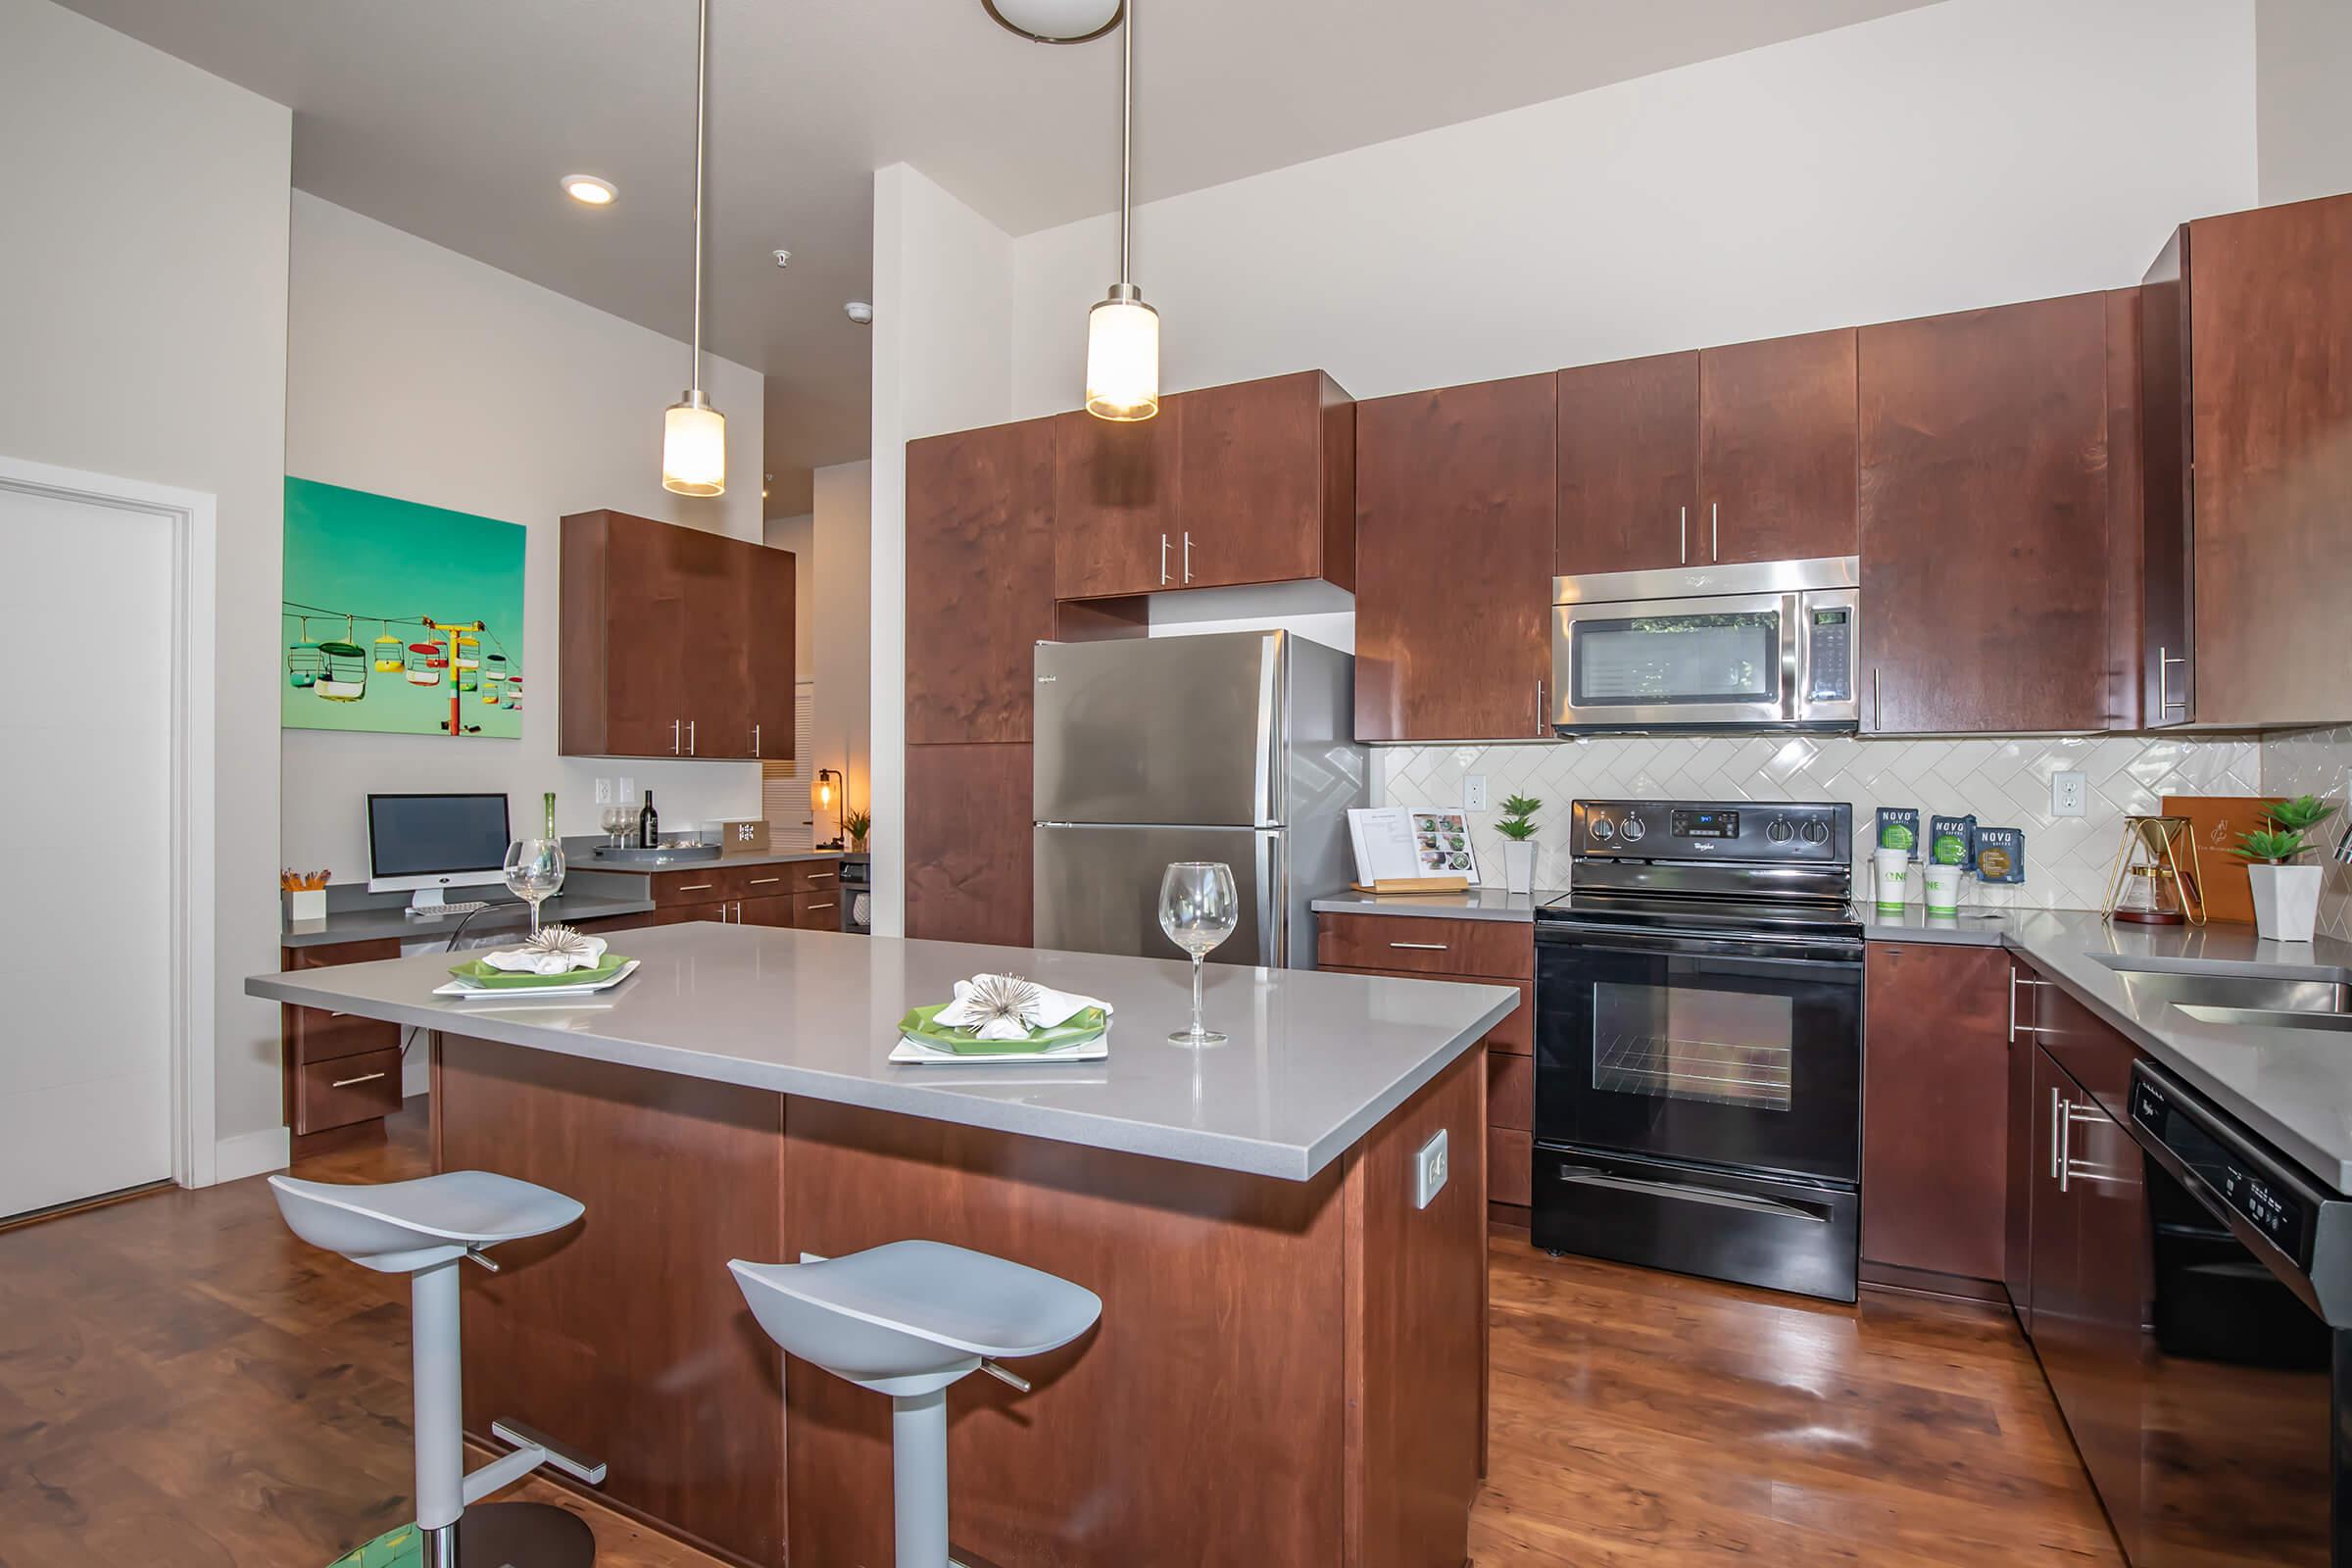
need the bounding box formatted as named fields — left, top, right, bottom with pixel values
left=1465, top=775, right=1489, bottom=811
left=2051, top=770, right=2087, bottom=817
left=1414, top=1129, right=1449, bottom=1210
left=593, top=777, right=613, bottom=806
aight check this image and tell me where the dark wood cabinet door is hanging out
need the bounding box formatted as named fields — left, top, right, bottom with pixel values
left=1556, top=351, right=1698, bottom=574
left=791, top=890, right=842, bottom=930
left=905, top=742, right=1032, bottom=945
left=906, top=418, right=1057, bottom=745
left=1699, top=328, right=1858, bottom=564
left=2005, top=962, right=2044, bottom=1331
left=747, top=535, right=797, bottom=760
left=2102, top=287, right=2147, bottom=732
left=2139, top=226, right=2194, bottom=727
left=734, top=895, right=795, bottom=929
left=1174, top=370, right=1354, bottom=591
left=1054, top=406, right=1180, bottom=599
left=1354, top=373, right=1557, bottom=742
left=674, top=523, right=753, bottom=758
left=564, top=511, right=689, bottom=758
left=1859, top=295, right=2111, bottom=734
left=1860, top=943, right=2012, bottom=1284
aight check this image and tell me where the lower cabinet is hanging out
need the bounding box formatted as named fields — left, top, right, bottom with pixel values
left=906, top=742, right=1033, bottom=945
left=281, top=938, right=404, bottom=1150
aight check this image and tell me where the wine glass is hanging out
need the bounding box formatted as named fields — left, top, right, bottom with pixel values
left=504, top=838, right=566, bottom=933
left=1159, top=861, right=1239, bottom=1046
left=599, top=805, right=634, bottom=850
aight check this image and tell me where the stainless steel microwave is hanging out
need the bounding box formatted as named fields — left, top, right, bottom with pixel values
left=1550, top=557, right=1861, bottom=734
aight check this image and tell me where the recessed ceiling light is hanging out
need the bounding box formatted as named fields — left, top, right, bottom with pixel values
left=563, top=174, right=617, bottom=207
left=983, top=0, right=1122, bottom=43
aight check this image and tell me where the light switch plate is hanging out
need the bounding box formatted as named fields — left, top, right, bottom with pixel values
left=1465, top=775, right=1489, bottom=811
left=1414, top=1129, right=1449, bottom=1210
left=617, top=775, right=637, bottom=804
left=2051, top=770, right=2087, bottom=817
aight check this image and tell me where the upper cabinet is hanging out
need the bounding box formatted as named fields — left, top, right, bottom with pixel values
left=1053, top=405, right=1180, bottom=599
left=2143, top=191, right=2352, bottom=729
left=560, top=509, right=792, bottom=760
left=906, top=417, right=1058, bottom=746
left=1859, top=294, right=2114, bottom=735
left=1699, top=328, right=1859, bottom=565
left=1555, top=331, right=1856, bottom=576
left=1173, top=371, right=1355, bottom=591
left=1556, top=351, right=1698, bottom=574
left=1355, top=374, right=1557, bottom=742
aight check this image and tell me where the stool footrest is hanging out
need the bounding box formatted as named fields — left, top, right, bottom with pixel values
left=492, top=1418, right=610, bottom=1486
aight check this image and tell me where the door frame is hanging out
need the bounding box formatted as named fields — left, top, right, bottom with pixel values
left=0, top=455, right=219, bottom=1190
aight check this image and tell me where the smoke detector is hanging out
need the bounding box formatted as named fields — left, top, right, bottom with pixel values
left=772, top=249, right=791, bottom=269
left=844, top=301, right=874, bottom=326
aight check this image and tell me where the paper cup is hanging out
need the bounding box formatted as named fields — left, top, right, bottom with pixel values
left=1924, top=862, right=1964, bottom=915
left=1874, top=847, right=1912, bottom=910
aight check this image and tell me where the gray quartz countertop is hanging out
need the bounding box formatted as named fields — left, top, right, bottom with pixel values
left=571, top=847, right=857, bottom=872
left=1858, top=905, right=2019, bottom=947
left=1310, top=887, right=1567, bottom=924
left=247, top=924, right=1516, bottom=1181
left=280, top=891, right=657, bottom=949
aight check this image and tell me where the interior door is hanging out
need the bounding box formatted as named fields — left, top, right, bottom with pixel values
left=1032, top=824, right=1280, bottom=965
left=0, top=483, right=174, bottom=1217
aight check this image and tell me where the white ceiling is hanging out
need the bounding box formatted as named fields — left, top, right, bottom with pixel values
left=54, top=0, right=1936, bottom=513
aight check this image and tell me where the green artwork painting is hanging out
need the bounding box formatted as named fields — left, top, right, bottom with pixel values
left=282, top=477, right=525, bottom=738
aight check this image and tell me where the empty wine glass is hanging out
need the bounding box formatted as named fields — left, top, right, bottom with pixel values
left=1159, top=861, right=1239, bottom=1046
left=599, top=805, right=634, bottom=849
left=504, top=838, right=566, bottom=933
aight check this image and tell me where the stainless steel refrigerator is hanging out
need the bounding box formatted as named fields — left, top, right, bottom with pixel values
left=1033, top=630, right=1366, bottom=967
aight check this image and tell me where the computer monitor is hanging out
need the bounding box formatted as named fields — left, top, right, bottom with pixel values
left=367, top=792, right=512, bottom=911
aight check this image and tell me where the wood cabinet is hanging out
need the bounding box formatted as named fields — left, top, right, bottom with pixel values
left=905, top=417, right=1058, bottom=745
left=1353, top=374, right=1557, bottom=741
left=561, top=509, right=795, bottom=760
left=1173, top=370, right=1355, bottom=591
left=2142, top=191, right=2352, bottom=729
left=280, top=937, right=404, bottom=1152
left=906, top=743, right=1032, bottom=946
left=1858, top=295, right=2113, bottom=734
left=1699, top=328, right=1858, bottom=564
left=1860, top=942, right=2012, bottom=1285
left=2005, top=960, right=2048, bottom=1332
left=1053, top=406, right=1181, bottom=599
left=1556, top=351, right=1699, bottom=574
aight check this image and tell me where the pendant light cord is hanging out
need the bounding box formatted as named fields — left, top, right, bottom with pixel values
left=1119, top=0, right=1132, bottom=285
left=689, top=0, right=709, bottom=395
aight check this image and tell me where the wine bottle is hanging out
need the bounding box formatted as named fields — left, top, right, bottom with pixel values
left=543, top=791, right=558, bottom=841
left=638, top=790, right=659, bottom=850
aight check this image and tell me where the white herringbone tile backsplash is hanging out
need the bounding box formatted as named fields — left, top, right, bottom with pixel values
left=1372, top=734, right=2264, bottom=914
left=2261, top=725, right=2352, bottom=941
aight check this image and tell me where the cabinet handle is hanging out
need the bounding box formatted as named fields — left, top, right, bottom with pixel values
left=677, top=883, right=715, bottom=893
left=672, top=717, right=682, bottom=756
left=1679, top=505, right=1687, bottom=564
left=753, top=723, right=760, bottom=757
left=804, top=870, right=836, bottom=881
left=1710, top=502, right=1719, bottom=562
left=330, top=1071, right=387, bottom=1089
left=1183, top=531, right=1193, bottom=584
left=806, top=902, right=835, bottom=912
left=2158, top=646, right=2187, bottom=717
left=1535, top=678, right=1546, bottom=736
left=1871, top=666, right=1882, bottom=731
left=687, top=718, right=696, bottom=756
left=2007, top=970, right=2049, bottom=1043
left=1159, top=532, right=1170, bottom=586
left=1390, top=941, right=1448, bottom=952
left=2051, top=1089, right=2065, bottom=1182
left=749, top=876, right=783, bottom=886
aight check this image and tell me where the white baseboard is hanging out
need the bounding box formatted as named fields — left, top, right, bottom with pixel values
left=212, top=1125, right=291, bottom=1186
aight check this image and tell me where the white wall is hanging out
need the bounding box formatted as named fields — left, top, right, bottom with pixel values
left=2256, top=0, right=2352, bottom=204
left=810, top=460, right=873, bottom=814
left=1011, top=0, right=2257, bottom=416
left=284, top=193, right=767, bottom=877
left=0, top=0, right=291, bottom=1155
left=868, top=164, right=1019, bottom=935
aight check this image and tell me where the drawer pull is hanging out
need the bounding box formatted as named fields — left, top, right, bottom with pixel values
left=749, top=877, right=784, bottom=886
left=806, top=902, right=835, bottom=912
left=330, top=1071, right=388, bottom=1089
left=1390, top=942, right=1448, bottom=952
left=804, top=871, right=836, bottom=881
left=676, top=883, right=715, bottom=893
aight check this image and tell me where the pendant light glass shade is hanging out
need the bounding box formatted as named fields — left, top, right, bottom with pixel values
left=662, top=390, right=726, bottom=496
left=1085, top=286, right=1159, bottom=420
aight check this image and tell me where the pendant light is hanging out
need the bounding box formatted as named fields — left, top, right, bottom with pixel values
left=662, top=0, right=725, bottom=495
left=1084, top=0, right=1157, bottom=421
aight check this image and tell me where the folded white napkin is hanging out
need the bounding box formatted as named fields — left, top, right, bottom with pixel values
left=931, top=973, right=1113, bottom=1040
left=480, top=933, right=610, bottom=975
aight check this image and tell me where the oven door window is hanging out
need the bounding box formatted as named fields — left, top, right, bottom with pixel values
left=1570, top=612, right=1780, bottom=708
left=1537, top=939, right=1861, bottom=1183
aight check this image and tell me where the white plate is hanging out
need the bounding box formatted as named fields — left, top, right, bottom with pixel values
left=433, top=958, right=642, bottom=1000
left=889, top=1026, right=1108, bottom=1065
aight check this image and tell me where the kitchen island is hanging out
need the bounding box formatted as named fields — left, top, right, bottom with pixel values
left=248, top=922, right=1515, bottom=1568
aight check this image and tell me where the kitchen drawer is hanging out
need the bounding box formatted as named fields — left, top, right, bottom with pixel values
left=1319, top=965, right=1531, bottom=1055
left=793, top=890, right=842, bottom=930
left=287, top=1004, right=398, bottom=1066
left=1488, top=1052, right=1533, bottom=1132
left=1315, top=913, right=1532, bottom=980
left=652, top=866, right=755, bottom=906
left=789, top=860, right=845, bottom=896
left=1488, top=1126, right=1533, bottom=1207
left=285, top=937, right=402, bottom=970
left=2027, top=964, right=2138, bottom=1118
left=296, top=1046, right=403, bottom=1135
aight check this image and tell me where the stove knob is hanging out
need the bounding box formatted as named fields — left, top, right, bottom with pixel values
left=1618, top=816, right=1647, bottom=844
left=1800, top=819, right=1832, bottom=845
left=1589, top=816, right=1616, bottom=843
left=1766, top=817, right=1795, bottom=844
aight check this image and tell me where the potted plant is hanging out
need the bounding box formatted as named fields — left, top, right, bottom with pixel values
left=1495, top=795, right=1541, bottom=895
left=2234, top=794, right=2337, bottom=943
left=846, top=809, right=872, bottom=855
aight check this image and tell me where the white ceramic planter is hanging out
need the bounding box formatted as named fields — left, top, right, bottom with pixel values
left=2247, top=862, right=2324, bottom=943
left=1502, top=840, right=1537, bottom=895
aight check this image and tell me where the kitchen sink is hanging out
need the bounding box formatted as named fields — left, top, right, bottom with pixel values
left=2089, top=955, right=2352, bottom=1028
left=2174, top=1004, right=2352, bottom=1034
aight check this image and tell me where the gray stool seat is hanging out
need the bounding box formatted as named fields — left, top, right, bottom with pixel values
left=270, top=1171, right=583, bottom=1273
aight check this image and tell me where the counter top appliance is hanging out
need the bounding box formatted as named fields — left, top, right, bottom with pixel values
left=1550, top=557, right=1860, bottom=734
left=1534, top=799, right=1864, bottom=1300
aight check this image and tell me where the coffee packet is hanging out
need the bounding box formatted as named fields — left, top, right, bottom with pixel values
left=1930, top=813, right=1978, bottom=871
left=1975, top=826, right=2026, bottom=884
left=1877, top=808, right=1920, bottom=859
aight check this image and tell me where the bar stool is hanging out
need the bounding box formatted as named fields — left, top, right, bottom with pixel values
left=270, top=1171, right=608, bottom=1568
left=730, top=1240, right=1102, bottom=1568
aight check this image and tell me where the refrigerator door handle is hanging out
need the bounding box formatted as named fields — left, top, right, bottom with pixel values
left=1256, top=830, right=1283, bottom=967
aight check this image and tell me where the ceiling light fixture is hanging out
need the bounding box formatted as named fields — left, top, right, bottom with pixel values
left=563, top=173, right=617, bottom=206
left=662, top=0, right=725, bottom=497
left=1084, top=0, right=1156, bottom=420
left=982, top=0, right=1122, bottom=44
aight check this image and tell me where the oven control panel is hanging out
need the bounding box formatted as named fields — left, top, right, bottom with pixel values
left=1573, top=801, right=1850, bottom=862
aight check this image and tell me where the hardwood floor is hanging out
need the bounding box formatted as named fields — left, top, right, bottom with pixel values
left=0, top=1100, right=2121, bottom=1566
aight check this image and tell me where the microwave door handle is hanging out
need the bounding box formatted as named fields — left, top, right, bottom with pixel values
left=1782, top=592, right=1805, bottom=723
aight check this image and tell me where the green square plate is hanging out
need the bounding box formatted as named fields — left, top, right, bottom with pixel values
left=447, top=953, right=633, bottom=990
left=897, top=1002, right=1108, bottom=1056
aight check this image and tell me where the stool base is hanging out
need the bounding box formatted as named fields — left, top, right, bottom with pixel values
left=426, top=1501, right=596, bottom=1568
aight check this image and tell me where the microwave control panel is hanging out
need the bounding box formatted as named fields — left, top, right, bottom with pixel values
left=1807, top=607, right=1854, bottom=704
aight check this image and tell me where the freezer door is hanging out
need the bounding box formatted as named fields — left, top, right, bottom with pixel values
left=1033, top=633, right=1283, bottom=826
left=1033, top=825, right=1284, bottom=965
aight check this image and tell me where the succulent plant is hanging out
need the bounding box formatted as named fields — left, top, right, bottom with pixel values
left=2233, top=796, right=2340, bottom=865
